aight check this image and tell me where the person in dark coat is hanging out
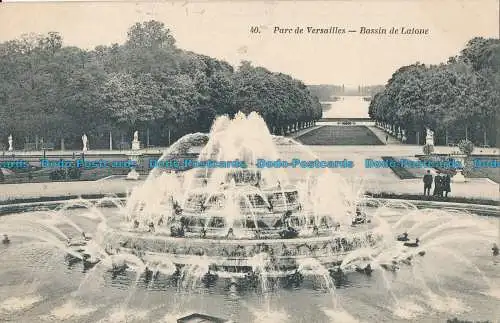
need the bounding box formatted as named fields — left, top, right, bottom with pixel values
left=439, top=173, right=446, bottom=196
left=442, top=173, right=451, bottom=197
left=433, top=172, right=442, bottom=196
left=423, top=170, right=433, bottom=196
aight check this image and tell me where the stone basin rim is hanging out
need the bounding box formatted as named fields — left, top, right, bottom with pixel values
left=101, top=226, right=375, bottom=245
left=0, top=197, right=498, bottom=217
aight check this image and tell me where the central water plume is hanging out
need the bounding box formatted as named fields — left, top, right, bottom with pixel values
left=123, top=112, right=362, bottom=233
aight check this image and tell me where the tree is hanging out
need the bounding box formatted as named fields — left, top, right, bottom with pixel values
left=101, top=72, right=167, bottom=129
left=0, top=21, right=322, bottom=148
left=369, top=38, right=500, bottom=147
left=458, top=139, right=474, bottom=156
left=126, top=20, right=176, bottom=49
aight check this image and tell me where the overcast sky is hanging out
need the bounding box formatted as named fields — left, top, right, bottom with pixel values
left=1, top=0, right=498, bottom=86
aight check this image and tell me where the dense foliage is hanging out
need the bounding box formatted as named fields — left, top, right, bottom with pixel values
left=369, top=37, right=500, bottom=147
left=458, top=139, right=474, bottom=156
left=0, top=20, right=322, bottom=149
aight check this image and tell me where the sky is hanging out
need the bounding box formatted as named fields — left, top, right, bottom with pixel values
left=0, top=0, right=498, bottom=86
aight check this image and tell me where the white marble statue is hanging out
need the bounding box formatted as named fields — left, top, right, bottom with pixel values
left=131, top=130, right=140, bottom=150
left=425, top=128, right=434, bottom=146
left=8, top=134, right=13, bottom=151
left=82, top=134, right=88, bottom=152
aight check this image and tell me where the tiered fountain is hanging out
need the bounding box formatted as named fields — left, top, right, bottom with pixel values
left=96, top=112, right=380, bottom=284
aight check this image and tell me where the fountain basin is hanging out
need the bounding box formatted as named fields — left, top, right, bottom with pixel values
left=99, top=223, right=381, bottom=277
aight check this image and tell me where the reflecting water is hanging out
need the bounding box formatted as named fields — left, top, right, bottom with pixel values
left=322, top=96, right=370, bottom=119
left=0, top=207, right=498, bottom=323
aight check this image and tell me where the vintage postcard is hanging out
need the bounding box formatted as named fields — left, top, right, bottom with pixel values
left=0, top=1, right=498, bottom=322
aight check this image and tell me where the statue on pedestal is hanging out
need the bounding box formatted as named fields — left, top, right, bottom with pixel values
left=425, top=128, right=434, bottom=146
left=8, top=134, right=13, bottom=151
left=82, top=134, right=88, bottom=152
left=131, top=130, right=140, bottom=150
left=127, top=130, right=141, bottom=180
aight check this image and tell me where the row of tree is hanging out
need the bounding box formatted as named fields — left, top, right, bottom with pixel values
left=369, top=37, right=500, bottom=147
left=0, top=20, right=322, bottom=150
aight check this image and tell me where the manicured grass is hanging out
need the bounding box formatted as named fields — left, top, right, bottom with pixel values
left=381, top=156, right=418, bottom=179
left=365, top=191, right=498, bottom=207
left=0, top=193, right=128, bottom=206
left=0, top=167, right=129, bottom=184
left=418, top=155, right=500, bottom=184
left=296, top=126, right=384, bottom=145
left=468, top=166, right=500, bottom=184
left=462, top=156, right=500, bottom=183
left=0, top=154, right=190, bottom=184
left=447, top=318, right=492, bottom=323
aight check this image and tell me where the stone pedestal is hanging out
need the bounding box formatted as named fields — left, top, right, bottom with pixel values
left=126, top=150, right=141, bottom=181
left=452, top=171, right=466, bottom=183
left=132, top=140, right=140, bottom=150
left=126, top=168, right=140, bottom=180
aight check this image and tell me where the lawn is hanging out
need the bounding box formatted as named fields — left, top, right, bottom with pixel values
left=0, top=167, right=126, bottom=184
left=296, top=125, right=384, bottom=145
left=468, top=166, right=500, bottom=184
left=380, top=156, right=418, bottom=179
left=418, top=155, right=500, bottom=184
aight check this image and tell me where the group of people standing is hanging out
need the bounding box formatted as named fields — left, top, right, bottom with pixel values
left=423, top=170, right=451, bottom=197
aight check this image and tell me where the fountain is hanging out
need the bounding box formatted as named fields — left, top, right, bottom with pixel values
left=101, top=167, right=378, bottom=280
left=0, top=112, right=498, bottom=322
left=98, top=112, right=380, bottom=282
